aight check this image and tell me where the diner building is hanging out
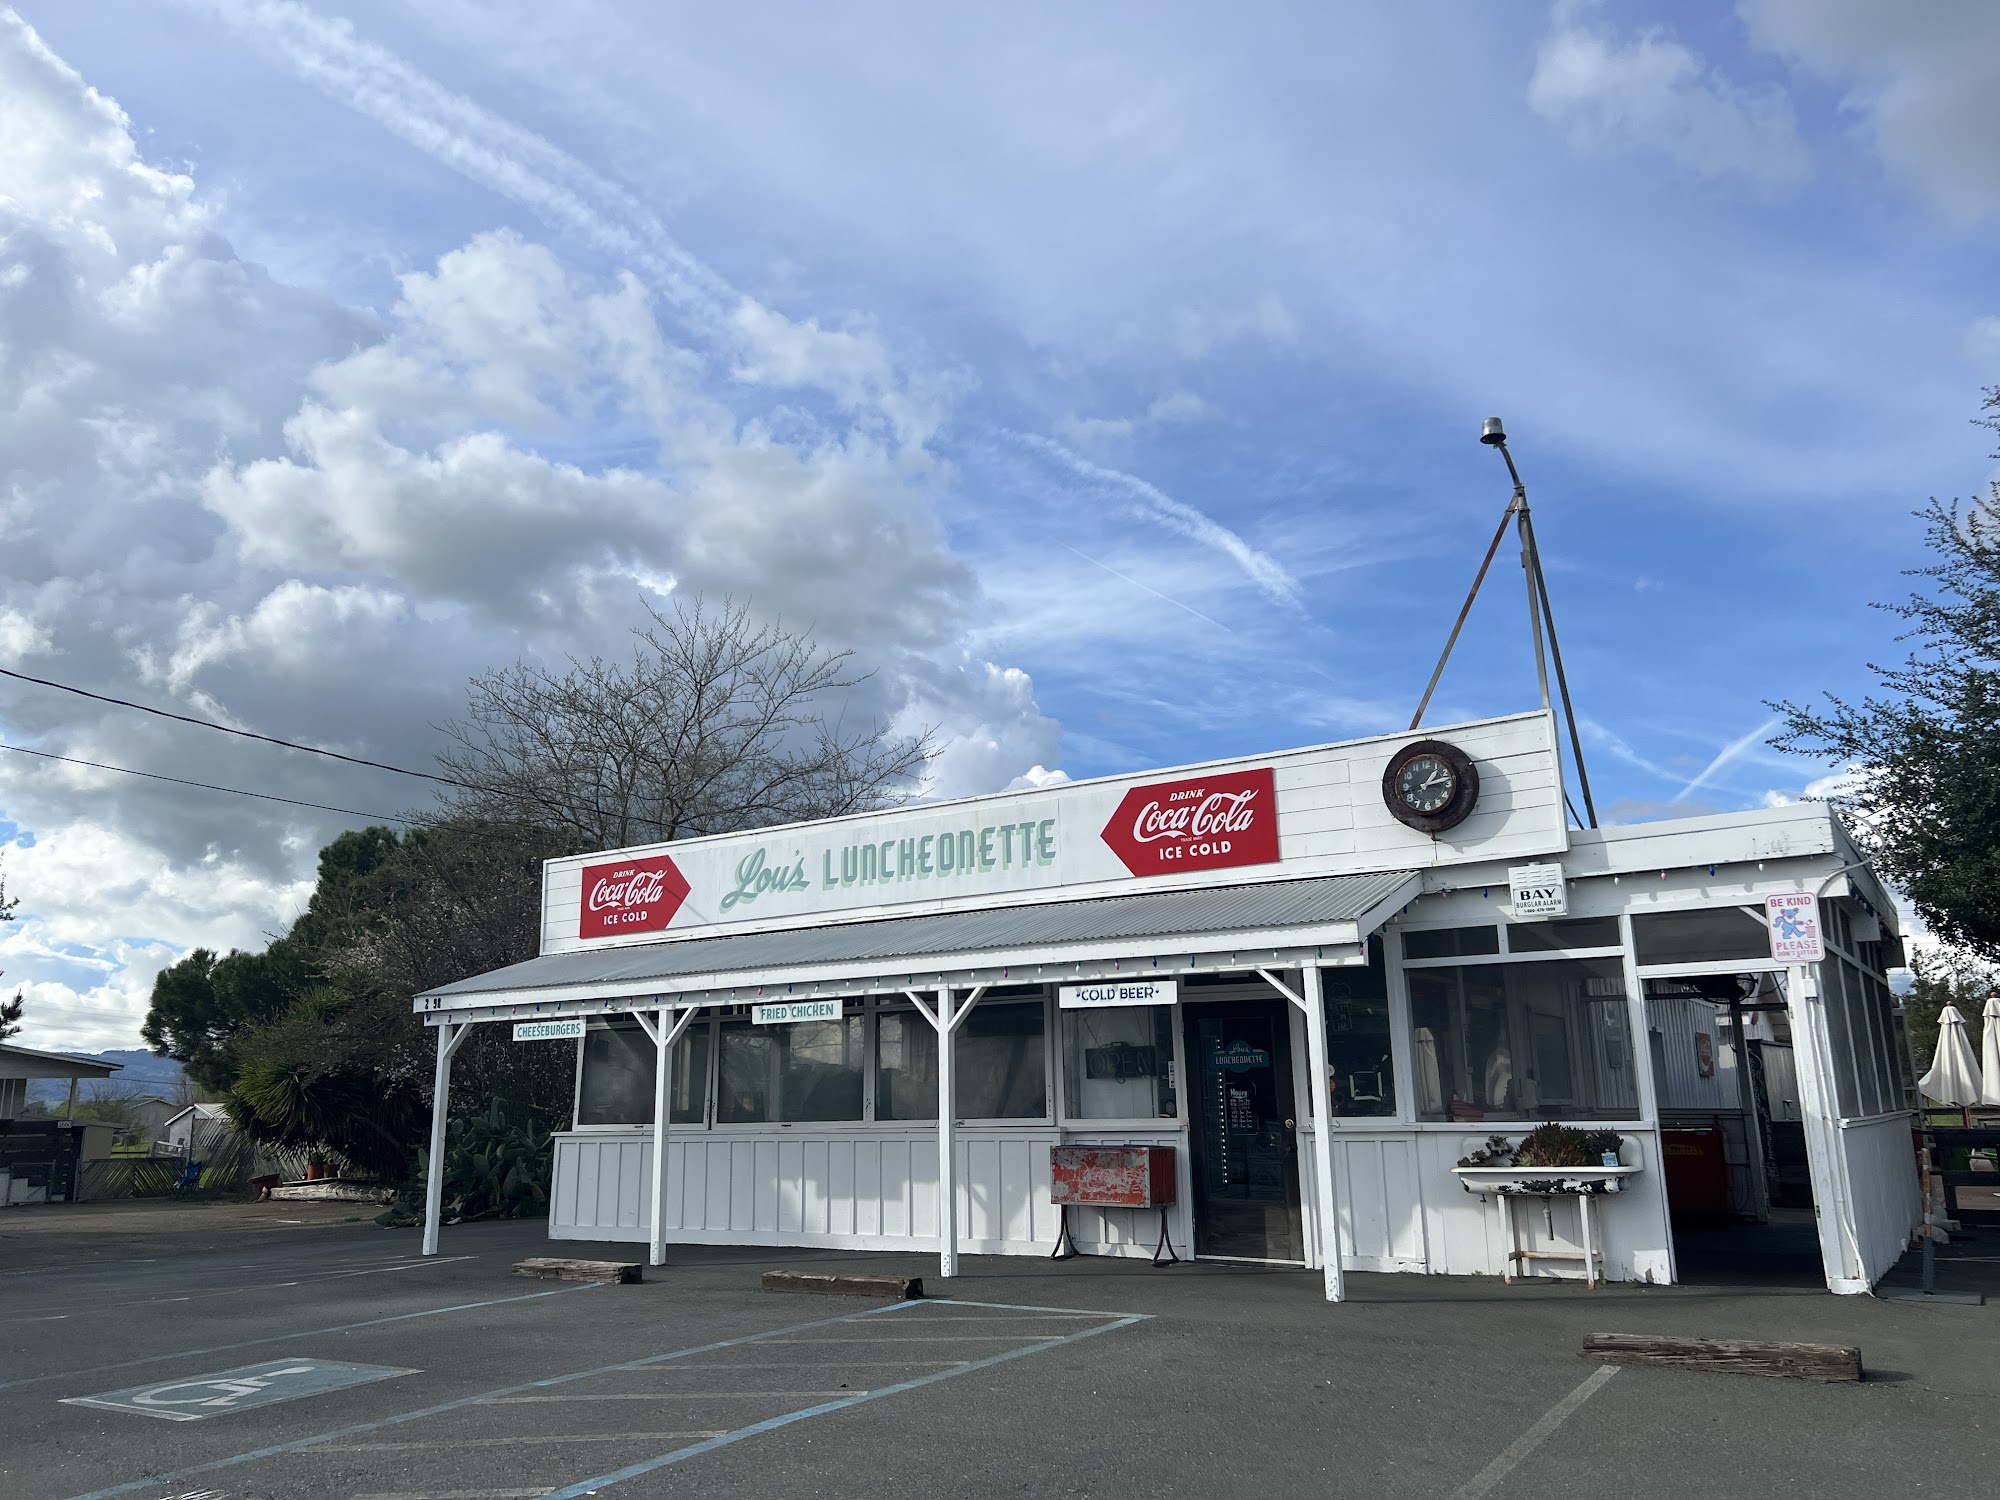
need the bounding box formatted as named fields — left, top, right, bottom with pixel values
left=415, top=709, right=1921, bottom=1297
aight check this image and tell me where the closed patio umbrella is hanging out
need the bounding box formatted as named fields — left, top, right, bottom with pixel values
left=1980, top=997, right=2000, bottom=1108
left=1920, top=1004, right=1983, bottom=1109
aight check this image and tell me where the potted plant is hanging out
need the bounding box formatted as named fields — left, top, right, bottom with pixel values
left=305, top=1155, right=331, bottom=1182
left=1451, top=1128, right=1635, bottom=1195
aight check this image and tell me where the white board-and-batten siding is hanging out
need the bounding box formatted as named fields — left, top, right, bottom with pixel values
left=551, top=1129, right=1189, bottom=1259
left=554, top=1121, right=1672, bottom=1282
left=538, top=713, right=1565, bottom=956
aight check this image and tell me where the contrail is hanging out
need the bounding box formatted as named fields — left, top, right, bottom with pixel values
left=1674, top=716, right=1781, bottom=802
left=1014, top=434, right=1301, bottom=611
left=1053, top=540, right=1232, bottom=632
left=188, top=0, right=737, bottom=323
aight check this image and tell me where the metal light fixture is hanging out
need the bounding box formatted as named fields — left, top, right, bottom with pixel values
left=1480, top=416, right=1507, bottom=446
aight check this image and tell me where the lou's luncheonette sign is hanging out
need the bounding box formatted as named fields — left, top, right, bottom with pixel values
left=573, top=764, right=1284, bottom=942
left=547, top=712, right=1565, bottom=950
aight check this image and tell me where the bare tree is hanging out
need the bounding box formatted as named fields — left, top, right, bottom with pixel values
left=433, top=599, right=933, bottom=849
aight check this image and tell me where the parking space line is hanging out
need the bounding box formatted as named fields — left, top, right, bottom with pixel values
left=1446, top=1364, right=1620, bottom=1500
left=13, top=1256, right=477, bottom=1320
left=756, top=1335, right=1066, bottom=1342
left=4, top=1283, right=600, bottom=1394
left=55, top=1297, right=934, bottom=1500
left=536, top=1308, right=1149, bottom=1500
left=323, top=1433, right=727, bottom=1452
left=488, top=1391, right=869, bottom=1402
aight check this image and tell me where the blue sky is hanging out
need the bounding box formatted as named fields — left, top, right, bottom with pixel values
left=1, top=1, right=1996, bottom=1050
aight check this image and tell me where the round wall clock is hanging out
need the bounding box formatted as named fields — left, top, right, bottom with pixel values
left=1381, top=739, right=1480, bottom=834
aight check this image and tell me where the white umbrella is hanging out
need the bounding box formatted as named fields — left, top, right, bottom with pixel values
left=1920, top=1004, right=1983, bottom=1108
left=1980, top=997, right=2000, bottom=1108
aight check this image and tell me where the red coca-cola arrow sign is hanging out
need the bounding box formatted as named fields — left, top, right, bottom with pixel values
left=579, top=853, right=690, bottom=939
left=1099, top=766, right=1281, bottom=878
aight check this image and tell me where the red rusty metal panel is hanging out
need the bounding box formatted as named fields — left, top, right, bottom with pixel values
left=1050, top=1145, right=1177, bottom=1207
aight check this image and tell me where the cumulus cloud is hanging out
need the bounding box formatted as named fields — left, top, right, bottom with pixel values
left=0, top=12, right=1059, bottom=1053
left=1744, top=0, right=2000, bottom=221
left=1530, top=2, right=1808, bottom=186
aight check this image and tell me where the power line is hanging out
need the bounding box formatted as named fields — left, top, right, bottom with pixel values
left=0, top=743, right=409, bottom=824
left=0, top=666, right=465, bottom=788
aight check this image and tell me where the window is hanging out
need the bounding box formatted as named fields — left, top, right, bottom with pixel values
left=1402, top=926, right=1499, bottom=961
left=716, top=1016, right=865, bottom=1123
left=669, top=1023, right=711, bottom=1125
left=574, top=1020, right=711, bottom=1127
left=958, top=1003, right=1048, bottom=1118
left=1406, top=957, right=1637, bottom=1121
left=1632, top=908, right=1770, bottom=966
left=577, top=1024, right=653, bottom=1125
left=1323, top=942, right=1395, bottom=1118
left=1063, top=1007, right=1176, bottom=1120
left=875, top=1007, right=936, bottom=1121
left=872, top=999, right=1050, bottom=1120
left=1507, top=917, right=1620, bottom=953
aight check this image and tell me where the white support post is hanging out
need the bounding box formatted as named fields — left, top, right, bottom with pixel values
left=1302, top=965, right=1346, bottom=1303
left=422, top=1021, right=473, bottom=1257
left=936, top=986, right=958, bottom=1279
left=637, top=1006, right=700, bottom=1269
left=1260, top=966, right=1346, bottom=1302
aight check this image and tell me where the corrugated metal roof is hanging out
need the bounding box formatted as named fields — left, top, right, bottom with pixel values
left=424, top=868, right=1416, bottom=1002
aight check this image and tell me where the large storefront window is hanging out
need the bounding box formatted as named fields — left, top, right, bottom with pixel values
left=1063, top=1007, right=1176, bottom=1120
left=1406, top=956, right=1638, bottom=1121
left=717, top=1017, right=866, bottom=1123
left=575, top=1021, right=711, bottom=1126
left=871, top=999, right=1049, bottom=1120
left=577, top=1024, right=654, bottom=1125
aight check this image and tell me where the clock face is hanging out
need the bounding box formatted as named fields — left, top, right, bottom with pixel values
left=1397, top=754, right=1456, bottom=813
left=1381, top=739, right=1479, bottom=832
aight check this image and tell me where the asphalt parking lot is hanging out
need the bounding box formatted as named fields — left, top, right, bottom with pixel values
left=3, top=1207, right=1997, bottom=1500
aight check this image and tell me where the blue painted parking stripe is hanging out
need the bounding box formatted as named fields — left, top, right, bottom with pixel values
left=56, top=1298, right=931, bottom=1500
left=3, top=1283, right=600, bottom=1395
left=537, top=1311, right=1150, bottom=1500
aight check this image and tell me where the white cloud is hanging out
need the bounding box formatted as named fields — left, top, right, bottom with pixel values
left=1530, top=3, right=1808, bottom=186
left=1056, top=390, right=1212, bottom=450
left=1745, top=0, right=2000, bottom=221
left=0, top=12, right=1060, bottom=1053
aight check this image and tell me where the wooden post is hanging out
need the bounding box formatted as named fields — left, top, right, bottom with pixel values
left=937, top=986, right=958, bottom=1279
left=422, top=1021, right=472, bottom=1257
left=639, top=1007, right=699, bottom=1269
left=1302, top=965, right=1346, bottom=1303
left=645, top=1008, right=670, bottom=1268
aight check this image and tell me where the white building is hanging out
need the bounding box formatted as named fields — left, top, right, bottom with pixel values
left=414, top=710, right=1919, bottom=1296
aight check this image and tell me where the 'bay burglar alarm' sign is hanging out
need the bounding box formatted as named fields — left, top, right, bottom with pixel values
left=1765, top=892, right=1825, bottom=963
left=1508, top=862, right=1568, bottom=919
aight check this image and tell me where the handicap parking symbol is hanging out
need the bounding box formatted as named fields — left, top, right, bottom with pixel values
left=64, top=1359, right=417, bottom=1422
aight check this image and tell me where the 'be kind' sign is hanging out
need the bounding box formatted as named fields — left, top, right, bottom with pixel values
left=1765, top=893, right=1825, bottom=963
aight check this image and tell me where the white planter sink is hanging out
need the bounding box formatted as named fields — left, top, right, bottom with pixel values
left=1451, top=1164, right=1641, bottom=1196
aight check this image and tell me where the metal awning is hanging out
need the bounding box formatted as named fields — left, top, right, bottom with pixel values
left=416, top=868, right=1420, bottom=1024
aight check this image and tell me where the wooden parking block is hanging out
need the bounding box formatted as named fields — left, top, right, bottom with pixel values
left=511, top=1256, right=642, bottom=1284
left=1582, top=1333, right=1861, bottom=1382
left=761, top=1269, right=923, bottom=1300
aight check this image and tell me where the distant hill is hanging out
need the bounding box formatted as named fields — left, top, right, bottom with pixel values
left=23, top=1048, right=191, bottom=1105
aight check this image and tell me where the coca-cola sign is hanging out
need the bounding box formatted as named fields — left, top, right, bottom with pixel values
left=579, top=853, right=690, bottom=939
left=1099, top=767, right=1280, bottom=878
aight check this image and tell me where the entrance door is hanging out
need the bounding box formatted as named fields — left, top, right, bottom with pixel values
left=1185, top=999, right=1305, bottom=1262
